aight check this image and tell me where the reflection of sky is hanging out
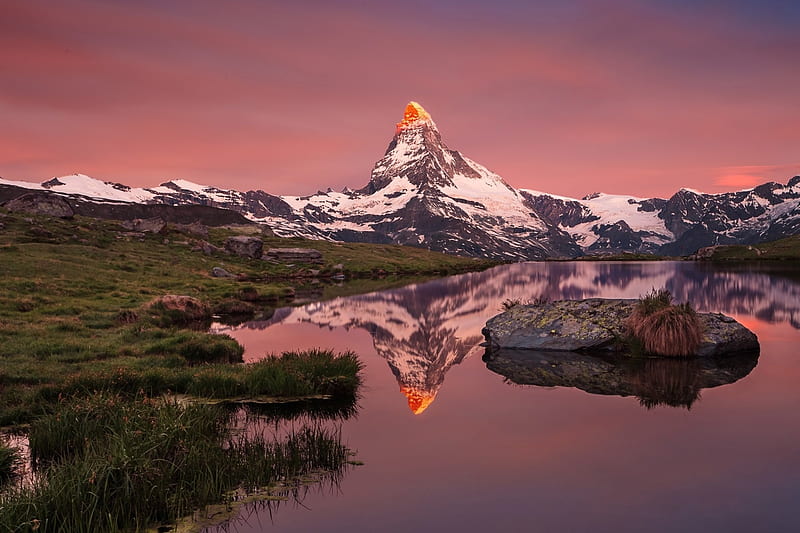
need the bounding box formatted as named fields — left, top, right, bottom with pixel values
left=212, top=320, right=799, bottom=533
left=210, top=262, right=800, bottom=531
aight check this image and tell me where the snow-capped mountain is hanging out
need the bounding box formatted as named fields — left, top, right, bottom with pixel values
left=2, top=102, right=799, bottom=258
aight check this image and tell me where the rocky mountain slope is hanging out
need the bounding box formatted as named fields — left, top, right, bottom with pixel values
left=2, top=102, right=799, bottom=258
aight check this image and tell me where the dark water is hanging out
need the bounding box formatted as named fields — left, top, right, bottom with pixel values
left=208, top=262, right=800, bottom=533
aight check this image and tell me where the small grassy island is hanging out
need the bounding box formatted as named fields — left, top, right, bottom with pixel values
left=691, top=234, right=800, bottom=261
left=0, top=207, right=495, bottom=531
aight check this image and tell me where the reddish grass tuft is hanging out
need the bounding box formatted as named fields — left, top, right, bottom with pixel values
left=636, top=304, right=703, bottom=357
left=625, top=288, right=672, bottom=339
left=626, top=289, right=703, bottom=357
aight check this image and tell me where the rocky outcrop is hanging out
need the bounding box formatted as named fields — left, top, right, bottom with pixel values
left=119, top=217, right=166, bottom=233
left=170, top=221, right=209, bottom=238
left=482, top=298, right=759, bottom=357
left=264, top=247, right=323, bottom=264
left=191, top=240, right=225, bottom=256
left=210, top=266, right=235, bottom=278
left=147, top=295, right=210, bottom=322
left=696, top=312, right=760, bottom=356
left=4, top=192, right=74, bottom=218
left=224, top=236, right=263, bottom=259
left=483, top=348, right=759, bottom=409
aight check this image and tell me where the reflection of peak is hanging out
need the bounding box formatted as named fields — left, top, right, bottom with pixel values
left=217, top=261, right=800, bottom=417
left=400, top=386, right=437, bottom=415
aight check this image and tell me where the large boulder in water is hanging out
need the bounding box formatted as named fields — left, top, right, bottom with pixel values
left=482, top=298, right=758, bottom=357
left=4, top=192, right=74, bottom=218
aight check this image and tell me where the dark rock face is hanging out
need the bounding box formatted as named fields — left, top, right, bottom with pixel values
left=264, top=247, right=323, bottom=264
left=483, top=348, right=759, bottom=409
left=586, top=221, right=643, bottom=253
left=224, top=236, right=263, bottom=259
left=520, top=191, right=597, bottom=228
left=4, top=192, right=74, bottom=218
left=483, top=299, right=759, bottom=357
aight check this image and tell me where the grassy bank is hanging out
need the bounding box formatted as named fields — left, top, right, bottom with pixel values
left=0, top=209, right=491, bottom=424
left=0, top=206, right=489, bottom=529
left=693, top=234, right=800, bottom=261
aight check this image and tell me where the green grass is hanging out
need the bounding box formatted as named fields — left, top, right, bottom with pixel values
left=1, top=394, right=352, bottom=532
left=3, top=349, right=362, bottom=426
left=258, top=235, right=496, bottom=276
left=0, top=210, right=419, bottom=530
left=0, top=209, right=489, bottom=425
left=695, top=234, right=800, bottom=261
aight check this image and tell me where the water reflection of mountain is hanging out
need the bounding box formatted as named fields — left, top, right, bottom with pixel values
left=218, top=262, right=799, bottom=413
left=483, top=349, right=759, bottom=409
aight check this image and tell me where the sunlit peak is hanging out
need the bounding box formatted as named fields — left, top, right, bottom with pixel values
left=400, top=386, right=437, bottom=415
left=396, top=101, right=434, bottom=132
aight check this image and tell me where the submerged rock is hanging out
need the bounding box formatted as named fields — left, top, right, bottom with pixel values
left=483, top=298, right=758, bottom=357
left=483, top=348, right=759, bottom=409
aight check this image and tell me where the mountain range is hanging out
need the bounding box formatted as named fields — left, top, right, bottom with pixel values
left=2, top=101, right=799, bottom=259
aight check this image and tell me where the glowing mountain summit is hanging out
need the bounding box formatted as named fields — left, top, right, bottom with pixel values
left=396, top=101, right=435, bottom=132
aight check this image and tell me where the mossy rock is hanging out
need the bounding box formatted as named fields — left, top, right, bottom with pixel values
left=483, top=298, right=759, bottom=357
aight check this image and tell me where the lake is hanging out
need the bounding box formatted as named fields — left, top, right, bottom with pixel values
left=208, top=261, right=800, bottom=532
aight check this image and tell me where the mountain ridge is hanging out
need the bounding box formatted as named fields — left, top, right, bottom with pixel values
left=2, top=102, right=799, bottom=258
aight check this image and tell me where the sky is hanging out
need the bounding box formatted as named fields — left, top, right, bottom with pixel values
left=1, top=0, right=799, bottom=199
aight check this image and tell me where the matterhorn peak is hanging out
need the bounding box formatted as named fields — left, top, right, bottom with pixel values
left=396, top=101, right=436, bottom=133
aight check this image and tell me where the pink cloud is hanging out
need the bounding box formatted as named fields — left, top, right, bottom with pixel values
left=714, top=174, right=763, bottom=189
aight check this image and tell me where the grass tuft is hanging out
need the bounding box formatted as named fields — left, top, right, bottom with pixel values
left=626, top=289, right=703, bottom=357
left=3, top=394, right=352, bottom=531
left=0, top=441, right=22, bottom=486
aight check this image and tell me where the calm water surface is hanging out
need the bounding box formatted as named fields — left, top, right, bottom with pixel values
left=209, top=262, right=800, bottom=533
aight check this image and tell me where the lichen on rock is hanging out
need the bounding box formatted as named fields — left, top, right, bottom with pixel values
left=483, top=298, right=758, bottom=358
